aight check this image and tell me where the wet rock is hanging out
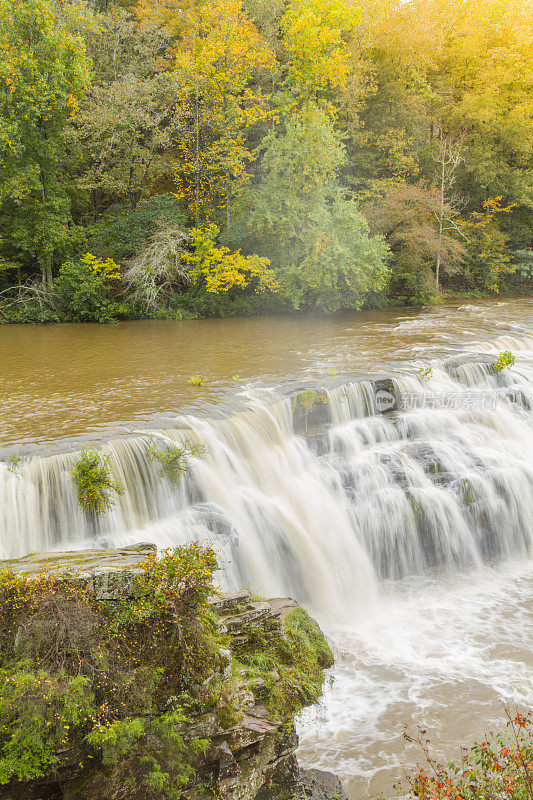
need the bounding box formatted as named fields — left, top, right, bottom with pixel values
left=298, top=768, right=349, bottom=800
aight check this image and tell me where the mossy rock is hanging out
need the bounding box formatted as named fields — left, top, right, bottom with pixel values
left=291, top=389, right=330, bottom=435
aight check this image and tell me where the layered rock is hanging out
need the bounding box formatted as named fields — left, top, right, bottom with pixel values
left=0, top=545, right=343, bottom=800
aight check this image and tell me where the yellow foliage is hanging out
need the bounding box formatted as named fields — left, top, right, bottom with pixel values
left=81, top=253, right=121, bottom=282
left=145, top=0, right=276, bottom=222
left=184, top=225, right=279, bottom=294
left=281, top=0, right=358, bottom=111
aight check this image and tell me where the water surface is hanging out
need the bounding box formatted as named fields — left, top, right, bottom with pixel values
left=1, top=299, right=532, bottom=800
left=3, top=298, right=533, bottom=447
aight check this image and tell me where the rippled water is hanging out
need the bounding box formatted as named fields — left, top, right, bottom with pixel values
left=1, top=299, right=532, bottom=799
left=2, top=298, right=533, bottom=448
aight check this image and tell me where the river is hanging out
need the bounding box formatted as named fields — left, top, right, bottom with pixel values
left=0, top=299, right=532, bottom=798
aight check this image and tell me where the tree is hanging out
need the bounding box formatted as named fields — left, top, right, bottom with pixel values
left=159, top=0, right=275, bottom=225
left=78, top=72, right=175, bottom=213
left=78, top=7, right=175, bottom=216
left=366, top=183, right=465, bottom=304
left=234, top=104, right=389, bottom=310
left=461, top=197, right=516, bottom=292
left=433, top=135, right=464, bottom=288
left=0, top=0, right=91, bottom=284
left=280, top=0, right=359, bottom=113
left=184, top=224, right=278, bottom=294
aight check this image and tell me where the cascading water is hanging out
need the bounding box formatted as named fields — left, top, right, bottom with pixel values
left=1, top=354, right=532, bottom=592
left=1, top=317, right=532, bottom=798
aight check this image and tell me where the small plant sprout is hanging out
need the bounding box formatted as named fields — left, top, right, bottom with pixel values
left=418, top=366, right=433, bottom=381
left=232, top=375, right=239, bottom=381
left=147, top=436, right=206, bottom=487
left=71, top=447, right=125, bottom=514
left=187, top=375, right=206, bottom=387
left=492, top=350, right=515, bottom=373
left=7, top=455, right=22, bottom=475
left=328, top=367, right=336, bottom=376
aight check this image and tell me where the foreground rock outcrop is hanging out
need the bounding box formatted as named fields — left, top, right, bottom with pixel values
left=0, top=544, right=343, bottom=800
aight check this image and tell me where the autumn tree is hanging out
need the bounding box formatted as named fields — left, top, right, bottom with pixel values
left=366, top=183, right=465, bottom=304
left=0, top=0, right=91, bottom=285
left=78, top=8, right=175, bottom=217
left=280, top=0, right=360, bottom=114
left=160, top=0, right=275, bottom=226
left=461, top=197, right=516, bottom=293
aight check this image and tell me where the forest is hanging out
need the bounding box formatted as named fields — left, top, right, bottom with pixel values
left=0, top=0, right=531, bottom=322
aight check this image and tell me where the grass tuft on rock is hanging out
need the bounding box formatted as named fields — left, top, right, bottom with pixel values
left=233, top=606, right=333, bottom=722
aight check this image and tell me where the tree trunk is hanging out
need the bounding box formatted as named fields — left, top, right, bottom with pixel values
left=195, top=86, right=200, bottom=226
left=226, top=173, right=231, bottom=228
left=436, top=148, right=446, bottom=289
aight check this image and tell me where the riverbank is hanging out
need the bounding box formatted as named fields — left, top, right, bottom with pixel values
left=0, top=543, right=341, bottom=800
left=2, top=285, right=533, bottom=326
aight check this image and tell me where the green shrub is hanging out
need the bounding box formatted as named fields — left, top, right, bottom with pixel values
left=234, top=606, right=333, bottom=722
left=0, top=545, right=219, bottom=794
left=0, top=665, right=95, bottom=784
left=84, top=195, right=188, bottom=263
left=147, top=436, right=206, bottom=486
left=418, top=366, right=433, bottom=381
left=492, top=350, right=516, bottom=373
left=70, top=447, right=125, bottom=514
left=53, top=260, right=117, bottom=323
left=291, top=388, right=328, bottom=432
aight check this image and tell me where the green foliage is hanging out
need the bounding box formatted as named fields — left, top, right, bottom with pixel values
left=234, top=606, right=333, bottom=722
left=85, top=196, right=188, bottom=263
left=235, top=105, right=390, bottom=311
left=147, top=435, right=206, bottom=487
left=87, top=717, right=145, bottom=765
left=0, top=665, right=94, bottom=783
left=292, top=389, right=327, bottom=415
left=418, top=366, right=433, bottom=381
left=53, top=259, right=118, bottom=322
left=70, top=447, right=125, bottom=514
left=492, top=351, right=516, bottom=373
left=0, top=545, right=219, bottom=792
left=0, top=0, right=531, bottom=314
left=0, top=0, right=91, bottom=282
left=0, top=547, right=335, bottom=795
left=292, top=388, right=327, bottom=432
left=7, top=455, right=21, bottom=475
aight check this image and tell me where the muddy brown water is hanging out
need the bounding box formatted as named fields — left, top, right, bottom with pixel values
left=2, top=299, right=533, bottom=448
left=0, top=299, right=532, bottom=799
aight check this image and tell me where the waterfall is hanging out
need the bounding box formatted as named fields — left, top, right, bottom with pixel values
left=1, top=352, right=533, bottom=619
